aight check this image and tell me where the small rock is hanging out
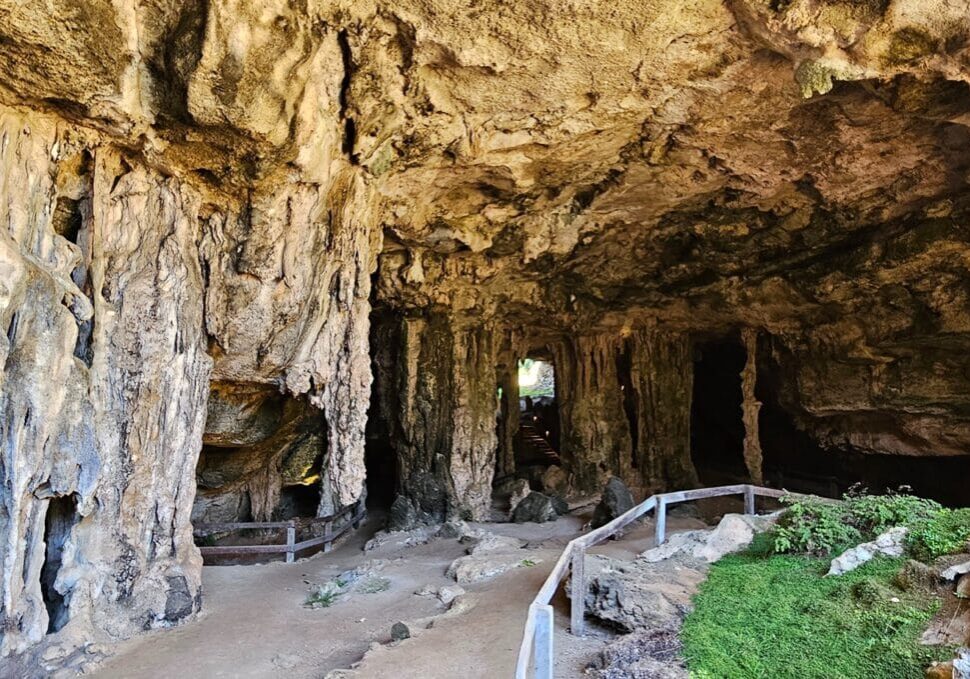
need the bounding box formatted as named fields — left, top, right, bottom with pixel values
left=512, top=492, right=558, bottom=523
left=958, top=574, right=970, bottom=599
left=944, top=561, right=970, bottom=582
left=828, top=527, right=908, bottom=576
left=549, top=495, right=569, bottom=515
left=926, top=661, right=954, bottom=679
left=437, top=584, right=466, bottom=605
left=463, top=531, right=526, bottom=554
left=541, top=465, right=568, bottom=495
left=955, top=648, right=970, bottom=679
left=390, top=622, right=411, bottom=641
left=591, top=477, right=635, bottom=529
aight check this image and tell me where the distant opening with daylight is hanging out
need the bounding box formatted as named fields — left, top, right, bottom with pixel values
left=518, top=359, right=555, bottom=400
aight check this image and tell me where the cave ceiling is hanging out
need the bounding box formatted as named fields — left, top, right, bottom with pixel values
left=1, top=0, right=969, bottom=350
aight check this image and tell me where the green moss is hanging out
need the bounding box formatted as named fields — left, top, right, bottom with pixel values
left=905, top=508, right=970, bottom=563
left=682, top=554, right=950, bottom=678
left=886, top=28, right=939, bottom=67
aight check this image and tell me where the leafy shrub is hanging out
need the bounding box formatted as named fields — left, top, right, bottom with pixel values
left=844, top=489, right=940, bottom=535
left=773, top=498, right=860, bottom=556
left=771, top=488, right=947, bottom=557
left=905, top=508, right=970, bottom=562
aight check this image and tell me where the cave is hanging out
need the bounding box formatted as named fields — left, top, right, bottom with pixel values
left=690, top=335, right=748, bottom=485
left=39, top=495, right=78, bottom=635
left=2, top=1, right=970, bottom=676
left=515, top=357, right=561, bottom=469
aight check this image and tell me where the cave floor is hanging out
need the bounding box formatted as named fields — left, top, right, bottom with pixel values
left=89, top=508, right=705, bottom=679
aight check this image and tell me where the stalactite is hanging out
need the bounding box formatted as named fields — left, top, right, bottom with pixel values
left=741, top=328, right=764, bottom=485
left=628, top=329, right=699, bottom=494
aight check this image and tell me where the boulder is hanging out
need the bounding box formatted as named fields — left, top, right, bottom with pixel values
left=550, top=495, right=569, bottom=516
left=955, top=648, right=970, bottom=679
left=583, top=554, right=707, bottom=632
left=446, top=552, right=543, bottom=583
left=943, top=560, right=970, bottom=582
left=388, top=495, right=419, bottom=532
left=591, top=477, right=635, bottom=529
left=463, top=531, right=527, bottom=554
left=512, top=492, right=559, bottom=523
left=641, top=513, right=779, bottom=564
left=828, top=527, right=908, bottom=576
left=541, top=465, right=568, bottom=495
left=507, top=478, right=532, bottom=513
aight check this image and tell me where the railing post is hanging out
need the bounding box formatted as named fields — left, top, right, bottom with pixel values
left=323, top=519, right=334, bottom=553
left=533, top=603, right=554, bottom=679
left=352, top=501, right=362, bottom=529
left=655, top=495, right=667, bottom=547
left=744, top=485, right=756, bottom=515
left=570, top=544, right=586, bottom=637
left=286, top=521, right=296, bottom=563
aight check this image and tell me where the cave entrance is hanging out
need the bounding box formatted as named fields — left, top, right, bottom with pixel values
left=364, top=401, right=397, bottom=512
left=690, top=334, right=747, bottom=484
left=516, top=357, right=560, bottom=469
left=41, top=494, right=79, bottom=634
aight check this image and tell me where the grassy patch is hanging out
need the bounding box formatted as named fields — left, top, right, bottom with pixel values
left=681, top=553, right=949, bottom=678
left=304, top=586, right=339, bottom=608
left=905, top=508, right=970, bottom=563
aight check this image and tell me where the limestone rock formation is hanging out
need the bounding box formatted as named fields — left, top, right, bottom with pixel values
left=2, top=0, right=970, bottom=665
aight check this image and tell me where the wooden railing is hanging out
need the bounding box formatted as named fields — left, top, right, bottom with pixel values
left=515, top=484, right=826, bottom=679
left=193, top=501, right=366, bottom=564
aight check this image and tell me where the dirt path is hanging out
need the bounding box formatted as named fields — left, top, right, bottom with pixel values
left=91, top=509, right=705, bottom=679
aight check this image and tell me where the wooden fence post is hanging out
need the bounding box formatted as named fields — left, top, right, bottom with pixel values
left=655, top=496, right=667, bottom=547
left=323, top=519, right=334, bottom=553
left=286, top=521, right=296, bottom=563
left=533, top=603, right=554, bottom=679
left=570, top=544, right=586, bottom=637
left=744, top=485, right=756, bottom=515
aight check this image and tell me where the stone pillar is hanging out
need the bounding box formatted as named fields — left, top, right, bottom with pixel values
left=0, top=110, right=211, bottom=656
left=375, top=312, right=499, bottom=527
left=494, top=331, right=521, bottom=480
left=741, top=328, right=764, bottom=485
left=552, top=334, right=632, bottom=494
left=628, top=329, right=699, bottom=493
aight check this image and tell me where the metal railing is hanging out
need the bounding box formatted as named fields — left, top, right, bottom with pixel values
left=193, top=501, right=365, bottom=564
left=515, top=483, right=824, bottom=678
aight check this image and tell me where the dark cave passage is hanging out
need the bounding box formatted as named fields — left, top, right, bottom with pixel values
left=515, top=357, right=560, bottom=469
left=41, top=494, right=78, bottom=634
left=690, top=334, right=747, bottom=484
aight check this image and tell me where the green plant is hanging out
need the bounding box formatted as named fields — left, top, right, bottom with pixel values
left=519, top=559, right=537, bottom=568
left=681, top=553, right=950, bottom=678
left=305, top=587, right=338, bottom=608
left=844, top=488, right=941, bottom=535
left=773, top=498, right=861, bottom=556
left=905, top=508, right=970, bottom=562
left=771, top=489, right=946, bottom=557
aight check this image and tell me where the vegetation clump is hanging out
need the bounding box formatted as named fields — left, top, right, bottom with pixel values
left=681, top=489, right=969, bottom=678
left=681, top=553, right=949, bottom=678
left=771, top=488, right=944, bottom=557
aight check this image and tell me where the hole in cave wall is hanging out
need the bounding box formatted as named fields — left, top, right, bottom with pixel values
left=756, top=338, right=970, bottom=506
left=515, top=357, right=560, bottom=468
left=690, top=333, right=747, bottom=483
left=41, top=494, right=79, bottom=634
left=364, top=403, right=397, bottom=511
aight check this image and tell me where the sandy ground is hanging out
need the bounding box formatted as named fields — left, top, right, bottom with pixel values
left=90, top=506, right=707, bottom=679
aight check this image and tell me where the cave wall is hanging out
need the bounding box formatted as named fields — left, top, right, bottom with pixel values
left=374, top=312, right=499, bottom=527
left=0, top=109, right=210, bottom=655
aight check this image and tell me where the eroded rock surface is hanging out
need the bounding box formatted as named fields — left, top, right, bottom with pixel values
left=3, top=0, right=970, bottom=665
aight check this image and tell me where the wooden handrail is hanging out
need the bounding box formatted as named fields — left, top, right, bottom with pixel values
left=515, top=484, right=828, bottom=678
left=192, top=501, right=365, bottom=563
